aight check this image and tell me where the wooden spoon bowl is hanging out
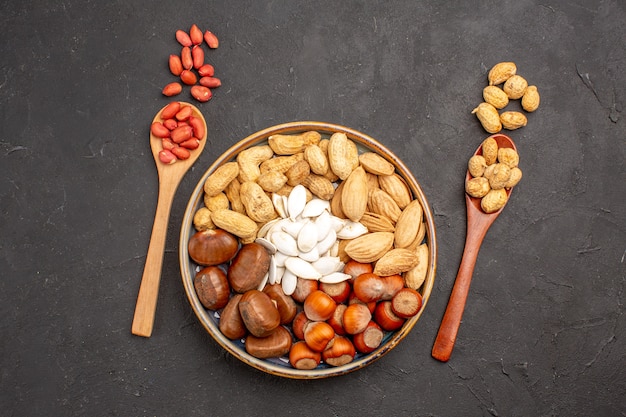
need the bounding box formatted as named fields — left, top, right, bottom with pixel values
left=132, top=102, right=207, bottom=337
left=432, top=133, right=516, bottom=362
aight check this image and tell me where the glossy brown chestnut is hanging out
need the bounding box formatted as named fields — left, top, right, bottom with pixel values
left=188, top=229, right=239, bottom=266
left=219, top=293, right=247, bottom=340
left=245, top=325, right=292, bottom=359
left=193, top=266, right=230, bottom=310
left=263, top=284, right=297, bottom=324
left=228, top=242, right=271, bottom=293
left=238, top=290, right=281, bottom=337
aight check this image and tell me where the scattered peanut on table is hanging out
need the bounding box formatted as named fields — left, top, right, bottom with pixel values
left=473, top=61, right=540, bottom=134
left=188, top=131, right=431, bottom=368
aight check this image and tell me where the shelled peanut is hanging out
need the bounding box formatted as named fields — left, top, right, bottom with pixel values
left=188, top=131, right=431, bottom=368
left=465, top=136, right=523, bottom=213
left=472, top=62, right=540, bottom=134
left=150, top=101, right=205, bottom=164
left=162, top=24, right=222, bottom=103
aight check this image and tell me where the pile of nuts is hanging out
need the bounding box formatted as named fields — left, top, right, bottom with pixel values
left=187, top=130, right=431, bottom=369
left=465, top=136, right=522, bottom=213
left=472, top=62, right=540, bottom=133
left=161, top=24, right=221, bottom=103
left=150, top=101, right=205, bottom=164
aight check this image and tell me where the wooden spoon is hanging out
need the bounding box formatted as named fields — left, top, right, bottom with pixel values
left=132, top=102, right=207, bottom=337
left=432, top=133, right=516, bottom=362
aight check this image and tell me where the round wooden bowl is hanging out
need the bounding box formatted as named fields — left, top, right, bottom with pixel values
left=179, top=121, right=437, bottom=379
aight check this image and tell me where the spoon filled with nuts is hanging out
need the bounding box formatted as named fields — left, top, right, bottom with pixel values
left=432, top=133, right=521, bottom=362
left=132, top=101, right=207, bottom=337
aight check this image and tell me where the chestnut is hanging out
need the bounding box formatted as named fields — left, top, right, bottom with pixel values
left=194, top=266, right=230, bottom=310
left=228, top=242, right=271, bottom=293
left=322, top=336, right=355, bottom=367
left=188, top=229, right=239, bottom=266
left=303, top=290, right=337, bottom=322
left=289, top=341, right=321, bottom=370
left=238, top=290, right=281, bottom=337
left=342, top=303, right=372, bottom=335
left=263, top=284, right=297, bottom=324
left=245, top=325, right=292, bottom=359
left=219, top=293, right=247, bottom=340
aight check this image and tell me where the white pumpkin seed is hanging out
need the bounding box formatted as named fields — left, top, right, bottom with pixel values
left=281, top=269, right=298, bottom=295
left=298, top=247, right=320, bottom=263
left=255, top=237, right=276, bottom=254
left=272, top=193, right=288, bottom=218
left=337, top=221, right=368, bottom=239
left=301, top=198, right=330, bottom=218
left=297, top=221, right=318, bottom=252
left=314, top=210, right=332, bottom=242
left=271, top=231, right=299, bottom=256
left=312, top=256, right=344, bottom=275
left=285, top=256, right=322, bottom=280
left=287, top=184, right=307, bottom=220
left=320, top=272, right=351, bottom=284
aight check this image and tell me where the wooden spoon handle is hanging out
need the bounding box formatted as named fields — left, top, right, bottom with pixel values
left=431, top=227, right=488, bottom=362
left=132, top=184, right=176, bottom=337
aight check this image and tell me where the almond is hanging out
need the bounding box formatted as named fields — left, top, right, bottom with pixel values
left=359, top=212, right=395, bottom=233
left=373, top=248, right=419, bottom=276
left=341, top=166, right=368, bottom=222
left=394, top=199, right=424, bottom=248
left=358, top=152, right=395, bottom=176
left=403, top=243, right=429, bottom=290
left=377, top=174, right=412, bottom=209
left=344, top=232, right=395, bottom=264
left=368, top=188, right=402, bottom=223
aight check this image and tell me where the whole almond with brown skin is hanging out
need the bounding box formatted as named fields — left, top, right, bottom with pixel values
left=394, top=199, right=424, bottom=248
left=378, top=174, right=412, bottom=209
left=341, top=166, right=368, bottom=222
left=330, top=181, right=346, bottom=219
left=327, top=132, right=359, bottom=180
left=403, top=243, right=429, bottom=290
left=521, top=85, right=540, bottom=112
left=368, top=188, right=402, bottom=222
left=488, top=62, right=517, bottom=86
left=373, top=248, right=420, bottom=276
left=359, top=212, right=395, bottom=233
left=358, top=152, right=395, bottom=176
left=344, top=232, right=395, bottom=263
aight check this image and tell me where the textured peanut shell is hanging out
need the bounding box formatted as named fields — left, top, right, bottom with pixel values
left=304, top=144, right=329, bottom=175
left=240, top=181, right=277, bottom=223
left=237, top=145, right=274, bottom=183
left=505, top=167, right=523, bottom=189
left=500, top=111, right=528, bottom=130
left=327, top=132, right=359, bottom=180
left=487, top=163, right=511, bottom=190
left=465, top=177, right=491, bottom=198
left=468, top=155, right=487, bottom=177
left=193, top=207, right=214, bottom=231
left=497, top=148, right=520, bottom=168
left=211, top=209, right=258, bottom=239
left=503, top=74, right=528, bottom=99
left=481, top=137, right=499, bottom=165
left=472, top=102, right=502, bottom=134
left=204, top=192, right=230, bottom=212
left=522, top=85, right=540, bottom=112
left=481, top=188, right=508, bottom=213
left=488, top=62, right=517, bottom=86
left=204, top=162, right=240, bottom=197
left=483, top=85, right=509, bottom=109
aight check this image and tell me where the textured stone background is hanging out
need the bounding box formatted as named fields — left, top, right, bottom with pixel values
left=1, top=1, right=624, bottom=416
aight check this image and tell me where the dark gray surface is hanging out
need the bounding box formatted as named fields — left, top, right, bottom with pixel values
left=1, top=1, right=625, bottom=416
